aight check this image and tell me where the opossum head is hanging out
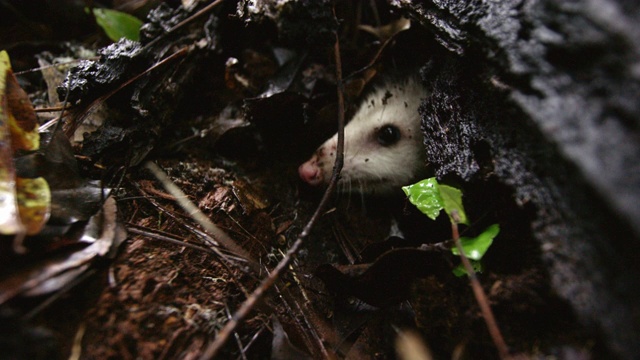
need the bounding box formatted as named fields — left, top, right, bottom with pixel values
left=298, top=78, right=427, bottom=195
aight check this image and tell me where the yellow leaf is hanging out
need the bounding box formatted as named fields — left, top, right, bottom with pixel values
left=16, top=177, right=51, bottom=235
left=5, top=54, right=39, bottom=151
left=0, top=50, right=24, bottom=235
left=0, top=50, right=50, bottom=238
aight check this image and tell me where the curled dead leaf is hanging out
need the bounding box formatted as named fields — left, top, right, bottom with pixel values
left=4, top=56, right=39, bottom=152
left=0, top=196, right=126, bottom=304
left=0, top=50, right=50, bottom=240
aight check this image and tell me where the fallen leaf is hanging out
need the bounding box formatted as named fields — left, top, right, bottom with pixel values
left=0, top=50, right=50, bottom=238
left=0, top=196, right=126, bottom=303
left=91, top=8, right=143, bottom=42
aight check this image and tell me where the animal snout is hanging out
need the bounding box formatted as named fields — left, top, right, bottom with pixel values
left=298, top=155, right=324, bottom=186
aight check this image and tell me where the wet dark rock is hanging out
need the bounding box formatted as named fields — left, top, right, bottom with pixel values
left=59, top=39, right=145, bottom=104
left=140, top=3, right=190, bottom=43
left=237, top=0, right=338, bottom=49
left=392, top=0, right=640, bottom=357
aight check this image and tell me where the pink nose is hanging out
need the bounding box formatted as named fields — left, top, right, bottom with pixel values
left=298, top=155, right=323, bottom=186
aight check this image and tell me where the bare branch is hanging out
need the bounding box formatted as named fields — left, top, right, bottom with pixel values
left=451, top=211, right=511, bottom=359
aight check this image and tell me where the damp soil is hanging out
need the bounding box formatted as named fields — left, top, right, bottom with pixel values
left=18, top=153, right=594, bottom=359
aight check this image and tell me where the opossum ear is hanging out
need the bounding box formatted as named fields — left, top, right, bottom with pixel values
left=376, top=124, right=401, bottom=146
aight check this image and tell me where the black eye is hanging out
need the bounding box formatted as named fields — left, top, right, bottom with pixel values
left=376, top=125, right=401, bottom=146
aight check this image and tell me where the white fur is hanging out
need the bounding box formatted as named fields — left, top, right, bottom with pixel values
left=299, top=78, right=428, bottom=195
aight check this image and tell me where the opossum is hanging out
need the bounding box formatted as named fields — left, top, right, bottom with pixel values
left=298, top=78, right=428, bottom=195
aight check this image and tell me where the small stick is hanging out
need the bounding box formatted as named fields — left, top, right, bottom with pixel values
left=451, top=211, right=511, bottom=359
left=34, top=105, right=72, bottom=113
left=236, top=325, right=267, bottom=360
left=126, top=224, right=220, bottom=256
left=144, top=162, right=257, bottom=269
left=130, top=181, right=253, bottom=298
left=225, top=305, right=248, bottom=360
left=131, top=181, right=254, bottom=269
left=14, top=58, right=98, bottom=76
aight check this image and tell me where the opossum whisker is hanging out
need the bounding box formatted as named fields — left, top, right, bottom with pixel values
left=359, top=186, right=366, bottom=213
left=372, top=172, right=384, bottom=188
left=350, top=177, right=355, bottom=195
left=355, top=178, right=362, bottom=195
left=361, top=180, right=368, bottom=200
left=345, top=178, right=352, bottom=209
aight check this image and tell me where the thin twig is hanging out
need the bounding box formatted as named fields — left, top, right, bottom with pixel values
left=145, top=162, right=258, bottom=269
left=132, top=177, right=260, bottom=310
left=42, top=75, right=71, bottom=147
left=272, top=281, right=319, bottom=357
left=343, top=27, right=399, bottom=82
left=130, top=182, right=253, bottom=299
left=131, top=180, right=253, bottom=268
left=225, top=305, right=248, bottom=360
left=288, top=284, right=330, bottom=357
left=235, top=324, right=266, bottom=360
left=126, top=224, right=221, bottom=255
left=68, top=322, right=87, bottom=360
left=34, top=105, right=72, bottom=113
left=197, top=14, right=347, bottom=359
left=14, top=58, right=98, bottom=76
left=451, top=211, right=511, bottom=359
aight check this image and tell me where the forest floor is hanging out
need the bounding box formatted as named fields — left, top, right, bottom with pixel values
left=0, top=1, right=599, bottom=359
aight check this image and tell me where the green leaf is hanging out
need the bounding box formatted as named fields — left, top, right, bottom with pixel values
left=402, top=178, right=444, bottom=221
left=439, top=184, right=469, bottom=225
left=91, top=8, right=142, bottom=41
left=453, top=260, right=484, bottom=277
left=451, top=223, right=500, bottom=260
left=403, top=178, right=469, bottom=224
